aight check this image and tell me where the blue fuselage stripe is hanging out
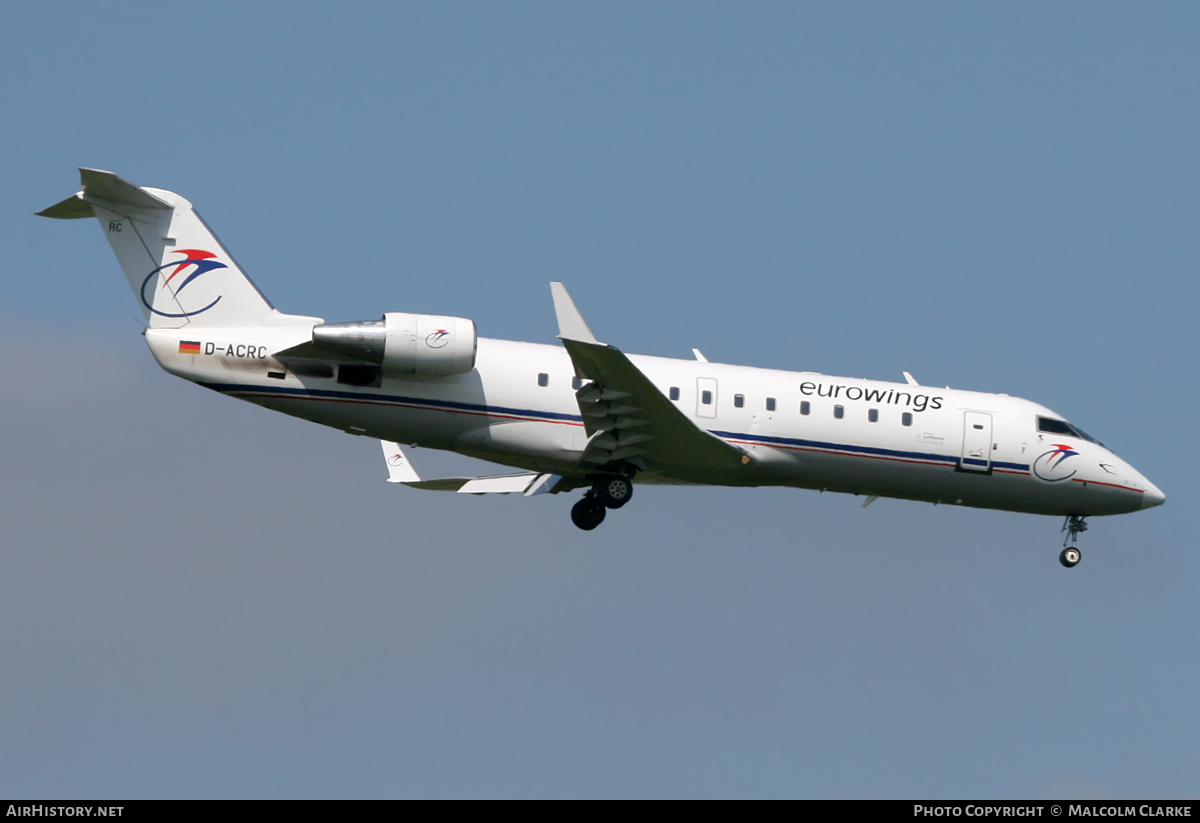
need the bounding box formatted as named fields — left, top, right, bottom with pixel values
left=203, top=381, right=1031, bottom=473
left=711, top=429, right=1030, bottom=472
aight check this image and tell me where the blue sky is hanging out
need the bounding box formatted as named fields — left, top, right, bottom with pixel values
left=2, top=2, right=1197, bottom=798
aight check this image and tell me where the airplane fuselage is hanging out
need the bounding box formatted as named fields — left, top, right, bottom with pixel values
left=145, top=327, right=1161, bottom=518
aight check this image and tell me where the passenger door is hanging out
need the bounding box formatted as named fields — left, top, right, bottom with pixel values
left=960, top=411, right=993, bottom=472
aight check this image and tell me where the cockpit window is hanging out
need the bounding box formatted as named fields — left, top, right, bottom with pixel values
left=1072, top=426, right=1102, bottom=446
left=1037, top=416, right=1103, bottom=446
left=1037, top=417, right=1074, bottom=436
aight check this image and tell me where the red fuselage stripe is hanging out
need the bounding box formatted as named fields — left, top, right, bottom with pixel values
left=228, top=390, right=1144, bottom=493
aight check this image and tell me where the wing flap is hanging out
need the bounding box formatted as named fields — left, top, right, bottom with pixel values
left=404, top=477, right=473, bottom=491
left=563, top=339, right=748, bottom=470
left=458, top=474, right=543, bottom=494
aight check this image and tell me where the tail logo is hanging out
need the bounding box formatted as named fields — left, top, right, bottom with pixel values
left=140, top=249, right=228, bottom=318
left=387, top=453, right=406, bottom=467
left=1032, top=444, right=1080, bottom=482
left=425, top=329, right=450, bottom=348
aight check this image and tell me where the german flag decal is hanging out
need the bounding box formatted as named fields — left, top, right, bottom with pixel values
left=178, top=340, right=201, bottom=355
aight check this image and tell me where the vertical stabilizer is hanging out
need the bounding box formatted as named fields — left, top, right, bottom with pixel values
left=40, top=169, right=276, bottom=329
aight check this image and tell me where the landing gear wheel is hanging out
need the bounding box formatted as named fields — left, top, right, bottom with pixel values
left=595, top=475, right=633, bottom=509
left=571, top=498, right=607, bottom=530
left=1060, top=547, right=1081, bottom=568
left=1060, top=515, right=1087, bottom=567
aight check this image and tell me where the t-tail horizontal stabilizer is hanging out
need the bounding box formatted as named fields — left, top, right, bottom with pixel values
left=379, top=442, right=560, bottom=496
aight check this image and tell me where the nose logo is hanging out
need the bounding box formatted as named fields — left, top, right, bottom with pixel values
left=1032, top=444, right=1079, bottom=482
left=141, top=249, right=227, bottom=318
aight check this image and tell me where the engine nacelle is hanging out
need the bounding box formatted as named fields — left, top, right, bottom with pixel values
left=311, top=313, right=477, bottom=377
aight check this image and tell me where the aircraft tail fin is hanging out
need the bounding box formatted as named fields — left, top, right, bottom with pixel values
left=39, top=169, right=279, bottom=329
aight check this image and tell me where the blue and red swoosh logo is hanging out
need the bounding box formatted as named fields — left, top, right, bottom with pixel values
left=1032, top=443, right=1079, bottom=482
left=141, top=249, right=227, bottom=318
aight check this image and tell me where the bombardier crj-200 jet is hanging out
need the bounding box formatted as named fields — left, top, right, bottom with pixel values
left=40, top=169, right=1165, bottom=567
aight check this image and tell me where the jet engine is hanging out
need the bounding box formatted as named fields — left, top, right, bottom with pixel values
left=311, top=312, right=477, bottom=376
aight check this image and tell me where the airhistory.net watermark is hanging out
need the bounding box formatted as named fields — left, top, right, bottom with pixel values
left=6, top=807, right=123, bottom=818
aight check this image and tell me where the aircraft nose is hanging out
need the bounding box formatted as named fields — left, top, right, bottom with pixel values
left=1141, top=480, right=1166, bottom=509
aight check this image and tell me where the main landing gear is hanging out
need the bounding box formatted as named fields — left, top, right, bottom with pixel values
left=1059, top=515, right=1088, bottom=568
left=570, top=473, right=634, bottom=531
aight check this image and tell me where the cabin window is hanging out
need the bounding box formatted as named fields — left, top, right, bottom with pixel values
left=733, top=394, right=744, bottom=408
left=537, top=373, right=549, bottom=387
left=902, top=412, right=913, bottom=427
left=669, top=386, right=680, bottom=401
left=337, top=364, right=381, bottom=388
left=701, top=390, right=713, bottom=405
left=800, top=401, right=810, bottom=416
left=868, top=408, right=878, bottom=423
left=572, top=377, right=583, bottom=390
left=766, top=397, right=776, bottom=412
left=833, top=405, right=844, bottom=419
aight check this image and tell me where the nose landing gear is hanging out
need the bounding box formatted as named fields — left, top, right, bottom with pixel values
left=1059, top=515, right=1088, bottom=568
left=1059, top=547, right=1081, bottom=567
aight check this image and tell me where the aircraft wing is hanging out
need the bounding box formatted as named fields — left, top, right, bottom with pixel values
left=549, top=283, right=750, bottom=472
left=380, top=441, right=559, bottom=495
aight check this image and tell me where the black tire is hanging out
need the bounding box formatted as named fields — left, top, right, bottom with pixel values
left=1059, top=547, right=1081, bottom=568
left=571, top=498, right=607, bottom=530
left=595, top=475, right=633, bottom=509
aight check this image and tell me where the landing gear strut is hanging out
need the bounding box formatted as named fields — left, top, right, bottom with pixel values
left=570, top=471, right=636, bottom=530
left=1059, top=515, right=1088, bottom=568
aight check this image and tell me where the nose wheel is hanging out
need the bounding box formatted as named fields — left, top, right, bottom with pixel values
left=1059, top=515, right=1088, bottom=568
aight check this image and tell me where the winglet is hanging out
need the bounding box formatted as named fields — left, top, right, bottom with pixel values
left=381, top=441, right=421, bottom=483
left=550, top=282, right=601, bottom=345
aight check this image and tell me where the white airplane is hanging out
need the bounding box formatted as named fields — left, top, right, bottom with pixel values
left=40, top=169, right=1164, bottom=567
